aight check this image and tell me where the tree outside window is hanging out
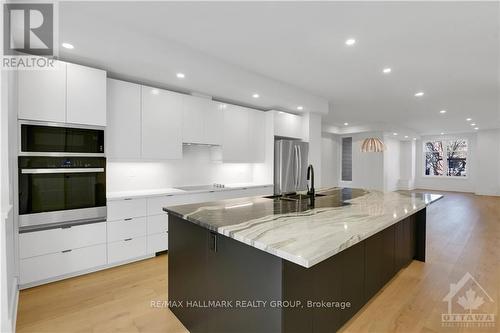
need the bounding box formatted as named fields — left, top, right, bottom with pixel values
left=425, top=139, right=467, bottom=177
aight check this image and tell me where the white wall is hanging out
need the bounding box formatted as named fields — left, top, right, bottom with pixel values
left=383, top=135, right=401, bottom=192
left=107, top=145, right=267, bottom=192
left=1, top=69, right=18, bottom=331
left=338, top=131, right=385, bottom=191
left=303, top=113, right=322, bottom=187
left=321, top=133, right=339, bottom=188
left=415, top=133, right=477, bottom=192
left=398, top=140, right=416, bottom=190
left=475, top=129, right=500, bottom=196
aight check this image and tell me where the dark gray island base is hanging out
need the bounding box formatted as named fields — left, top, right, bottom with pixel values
left=165, top=189, right=441, bottom=333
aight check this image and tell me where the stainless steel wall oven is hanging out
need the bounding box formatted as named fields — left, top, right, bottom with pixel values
left=18, top=122, right=106, bottom=231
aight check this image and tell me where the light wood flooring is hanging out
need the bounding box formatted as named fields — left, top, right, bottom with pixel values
left=16, top=191, right=500, bottom=332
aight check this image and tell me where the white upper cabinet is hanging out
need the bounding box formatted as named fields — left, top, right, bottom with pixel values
left=66, top=63, right=107, bottom=126
left=223, top=105, right=266, bottom=162
left=18, top=60, right=66, bottom=123
left=204, top=102, right=224, bottom=145
left=182, top=95, right=206, bottom=144
left=248, top=109, right=266, bottom=162
left=141, top=86, right=183, bottom=160
left=222, top=105, right=249, bottom=162
left=18, top=60, right=106, bottom=126
left=106, top=79, right=142, bottom=159
left=182, top=96, right=224, bottom=145
left=273, top=111, right=304, bottom=139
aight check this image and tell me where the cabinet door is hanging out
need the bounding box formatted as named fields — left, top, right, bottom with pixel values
left=248, top=109, right=266, bottom=162
left=182, top=95, right=205, bottom=144
left=66, top=63, right=107, bottom=126
left=18, top=60, right=66, bottom=122
left=222, top=105, right=249, bottom=162
left=141, top=86, right=183, bottom=160
left=273, top=111, right=304, bottom=139
left=106, top=79, right=141, bottom=159
left=205, top=101, right=224, bottom=145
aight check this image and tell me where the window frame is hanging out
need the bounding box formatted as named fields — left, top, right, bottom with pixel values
left=341, top=137, right=353, bottom=182
left=422, top=138, right=469, bottom=179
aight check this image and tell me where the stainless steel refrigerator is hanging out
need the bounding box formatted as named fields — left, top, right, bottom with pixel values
left=274, top=139, right=309, bottom=195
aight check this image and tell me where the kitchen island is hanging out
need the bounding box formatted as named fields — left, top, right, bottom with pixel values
left=163, top=188, right=442, bottom=333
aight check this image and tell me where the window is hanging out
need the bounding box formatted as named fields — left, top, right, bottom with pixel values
left=424, top=139, right=467, bottom=177
left=341, top=137, right=352, bottom=181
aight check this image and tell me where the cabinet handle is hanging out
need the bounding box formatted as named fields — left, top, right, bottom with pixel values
left=124, top=218, right=133, bottom=221
left=210, top=232, right=217, bottom=252
left=61, top=225, right=72, bottom=229
left=124, top=198, right=133, bottom=201
left=62, top=249, right=72, bottom=253
left=124, top=238, right=133, bottom=241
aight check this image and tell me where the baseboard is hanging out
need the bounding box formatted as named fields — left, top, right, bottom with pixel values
left=19, top=254, right=155, bottom=290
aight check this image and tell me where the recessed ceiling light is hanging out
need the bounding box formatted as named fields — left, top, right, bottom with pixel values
left=383, top=68, right=392, bottom=74
left=393, top=132, right=398, bottom=136
left=440, top=132, right=444, bottom=135
left=439, top=110, right=447, bottom=114
left=343, top=122, right=349, bottom=126
left=62, top=42, right=74, bottom=49
left=414, top=92, right=424, bottom=97
left=176, top=73, right=185, bottom=79
left=345, top=38, right=356, bottom=46
left=413, top=138, right=417, bottom=140
left=474, top=127, right=479, bottom=130
left=470, top=123, right=476, bottom=126
left=297, top=106, right=304, bottom=111
left=404, top=135, right=409, bottom=138
left=466, top=118, right=472, bottom=121
left=151, top=89, right=159, bottom=95
left=252, top=93, right=260, bottom=98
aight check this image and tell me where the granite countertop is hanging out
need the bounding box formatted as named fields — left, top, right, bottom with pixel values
left=163, top=188, right=443, bottom=268
left=107, top=183, right=273, bottom=200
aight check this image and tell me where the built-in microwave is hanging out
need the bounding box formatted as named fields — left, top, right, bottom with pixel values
left=19, top=121, right=104, bottom=156
left=18, top=156, right=106, bottom=230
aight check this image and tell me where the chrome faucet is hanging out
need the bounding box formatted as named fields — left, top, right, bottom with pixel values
left=307, top=164, right=315, bottom=206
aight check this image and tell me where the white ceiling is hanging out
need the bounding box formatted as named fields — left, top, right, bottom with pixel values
left=59, top=1, right=500, bottom=136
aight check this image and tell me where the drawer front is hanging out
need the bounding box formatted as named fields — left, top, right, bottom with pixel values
left=108, top=236, right=147, bottom=264
left=19, top=222, right=106, bottom=259
left=107, top=198, right=147, bottom=221
left=107, top=217, right=146, bottom=243
left=148, top=214, right=168, bottom=235
left=20, top=244, right=106, bottom=285
left=148, top=232, right=168, bottom=254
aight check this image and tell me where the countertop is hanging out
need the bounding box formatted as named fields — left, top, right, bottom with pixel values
left=163, top=188, right=443, bottom=268
left=106, top=183, right=273, bottom=200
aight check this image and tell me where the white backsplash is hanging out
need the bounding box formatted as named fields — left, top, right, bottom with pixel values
left=107, top=145, right=267, bottom=192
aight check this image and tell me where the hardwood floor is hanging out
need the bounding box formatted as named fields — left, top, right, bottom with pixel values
left=16, top=192, right=500, bottom=332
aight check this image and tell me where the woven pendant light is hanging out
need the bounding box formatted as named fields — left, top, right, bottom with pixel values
left=361, top=138, right=385, bottom=152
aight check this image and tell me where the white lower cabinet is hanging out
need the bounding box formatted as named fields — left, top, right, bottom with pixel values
left=20, top=244, right=107, bottom=285
left=148, top=232, right=168, bottom=254
left=19, top=222, right=106, bottom=259
left=147, top=214, right=168, bottom=234
left=147, top=214, right=169, bottom=254
left=107, top=237, right=147, bottom=264
left=107, top=217, right=147, bottom=243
